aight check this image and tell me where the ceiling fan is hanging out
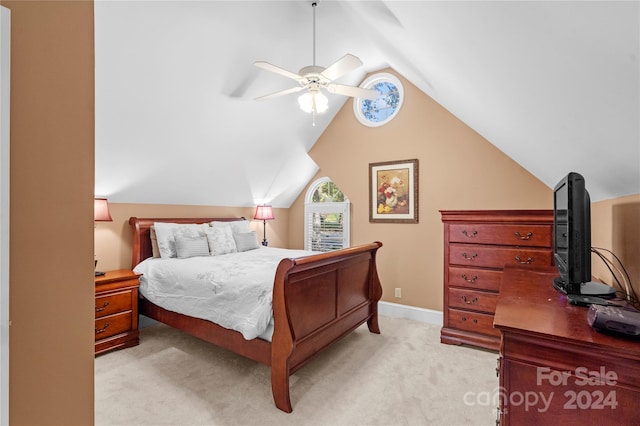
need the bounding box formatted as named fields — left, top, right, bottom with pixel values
left=254, top=2, right=378, bottom=116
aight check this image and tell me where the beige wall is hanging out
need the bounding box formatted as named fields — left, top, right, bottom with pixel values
left=96, top=203, right=289, bottom=271
left=289, top=69, right=553, bottom=311
left=592, top=193, right=640, bottom=297
left=2, top=1, right=95, bottom=424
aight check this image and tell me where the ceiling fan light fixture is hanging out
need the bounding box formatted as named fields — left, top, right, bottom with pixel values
left=254, top=1, right=368, bottom=122
left=298, top=90, right=328, bottom=114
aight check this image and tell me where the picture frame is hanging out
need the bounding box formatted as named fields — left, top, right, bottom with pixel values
left=369, top=159, right=419, bottom=223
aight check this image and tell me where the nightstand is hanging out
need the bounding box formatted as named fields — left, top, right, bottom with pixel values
left=94, top=269, right=140, bottom=355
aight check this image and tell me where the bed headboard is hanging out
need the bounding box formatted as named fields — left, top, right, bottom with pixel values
left=128, top=217, right=247, bottom=269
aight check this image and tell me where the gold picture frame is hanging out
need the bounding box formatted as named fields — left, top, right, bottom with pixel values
left=369, top=159, right=418, bottom=223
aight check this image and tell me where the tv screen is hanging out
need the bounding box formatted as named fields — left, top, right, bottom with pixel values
left=553, top=172, right=614, bottom=296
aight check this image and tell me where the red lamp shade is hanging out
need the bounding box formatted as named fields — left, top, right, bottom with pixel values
left=94, top=198, right=113, bottom=222
left=254, top=205, right=274, bottom=246
left=254, top=205, right=275, bottom=221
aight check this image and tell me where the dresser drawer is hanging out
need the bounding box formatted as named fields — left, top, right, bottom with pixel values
left=448, top=308, right=500, bottom=338
left=95, top=290, right=133, bottom=318
left=449, top=223, right=552, bottom=247
left=449, top=244, right=553, bottom=269
left=449, top=288, right=498, bottom=313
left=95, top=311, right=132, bottom=341
left=448, top=266, right=503, bottom=292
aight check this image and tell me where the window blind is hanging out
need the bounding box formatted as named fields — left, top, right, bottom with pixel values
left=304, top=202, right=350, bottom=252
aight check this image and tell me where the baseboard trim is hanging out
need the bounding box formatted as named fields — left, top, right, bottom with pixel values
left=378, top=301, right=443, bottom=326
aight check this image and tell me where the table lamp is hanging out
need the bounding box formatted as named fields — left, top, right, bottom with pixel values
left=254, top=205, right=274, bottom=246
left=94, top=198, right=113, bottom=276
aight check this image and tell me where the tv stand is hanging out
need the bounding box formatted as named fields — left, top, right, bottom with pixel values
left=553, top=276, right=616, bottom=297
left=495, top=266, right=640, bottom=425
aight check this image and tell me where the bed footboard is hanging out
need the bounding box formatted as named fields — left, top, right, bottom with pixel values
left=270, top=242, right=383, bottom=412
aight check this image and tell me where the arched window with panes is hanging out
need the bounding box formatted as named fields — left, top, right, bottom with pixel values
left=304, top=177, right=350, bottom=252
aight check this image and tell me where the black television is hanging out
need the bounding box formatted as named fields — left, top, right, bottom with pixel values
left=552, top=172, right=615, bottom=296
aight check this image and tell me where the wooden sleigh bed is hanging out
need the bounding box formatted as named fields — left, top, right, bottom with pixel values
left=129, top=217, right=383, bottom=413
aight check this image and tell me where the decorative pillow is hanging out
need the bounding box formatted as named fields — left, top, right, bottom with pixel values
left=153, top=222, right=209, bottom=259
left=233, top=231, right=260, bottom=252
left=210, top=220, right=251, bottom=236
left=150, top=226, right=160, bottom=258
left=205, top=225, right=237, bottom=256
left=175, top=235, right=210, bottom=259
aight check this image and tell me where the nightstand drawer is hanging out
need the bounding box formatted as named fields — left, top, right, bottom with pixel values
left=447, top=308, right=500, bottom=338
left=449, top=223, right=552, bottom=247
left=448, top=267, right=503, bottom=291
left=95, top=290, right=133, bottom=318
left=449, top=244, right=553, bottom=269
left=449, top=288, right=498, bottom=313
left=95, top=311, right=132, bottom=341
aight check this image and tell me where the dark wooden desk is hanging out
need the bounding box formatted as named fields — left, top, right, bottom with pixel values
left=494, top=265, right=640, bottom=425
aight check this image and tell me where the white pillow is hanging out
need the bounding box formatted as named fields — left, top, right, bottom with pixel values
left=205, top=225, right=237, bottom=256
left=153, top=222, right=209, bottom=259
left=233, top=231, right=260, bottom=252
left=175, top=235, right=210, bottom=259
left=210, top=220, right=251, bottom=236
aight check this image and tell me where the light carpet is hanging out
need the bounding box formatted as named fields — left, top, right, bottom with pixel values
left=95, top=316, right=498, bottom=425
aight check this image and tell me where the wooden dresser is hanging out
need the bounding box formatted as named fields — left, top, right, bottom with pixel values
left=495, top=265, right=640, bottom=424
left=440, top=210, right=553, bottom=351
left=95, top=269, right=140, bottom=355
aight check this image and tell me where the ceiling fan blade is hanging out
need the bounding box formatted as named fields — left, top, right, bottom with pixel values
left=320, top=54, right=364, bottom=81
left=254, top=61, right=306, bottom=83
left=254, top=86, right=305, bottom=101
left=326, top=83, right=379, bottom=100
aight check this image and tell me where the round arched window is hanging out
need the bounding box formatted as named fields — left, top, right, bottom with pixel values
left=353, top=73, right=404, bottom=127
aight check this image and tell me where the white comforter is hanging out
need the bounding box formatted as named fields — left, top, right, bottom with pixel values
left=133, top=247, right=316, bottom=340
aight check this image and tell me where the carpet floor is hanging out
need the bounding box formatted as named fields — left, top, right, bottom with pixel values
left=95, top=315, right=498, bottom=425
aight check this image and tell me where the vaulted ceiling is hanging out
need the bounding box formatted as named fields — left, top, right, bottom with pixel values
left=95, top=1, right=639, bottom=206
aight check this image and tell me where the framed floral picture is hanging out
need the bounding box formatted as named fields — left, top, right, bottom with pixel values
left=369, top=159, right=418, bottom=223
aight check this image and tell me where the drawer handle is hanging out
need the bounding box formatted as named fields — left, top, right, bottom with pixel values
left=95, top=322, right=110, bottom=335
left=462, top=252, right=478, bottom=261
left=462, top=295, right=478, bottom=305
left=514, top=231, right=533, bottom=240
left=461, top=316, right=478, bottom=324
left=462, top=230, right=478, bottom=238
left=462, top=274, right=478, bottom=283
left=95, top=301, right=110, bottom=312
left=515, top=256, right=534, bottom=264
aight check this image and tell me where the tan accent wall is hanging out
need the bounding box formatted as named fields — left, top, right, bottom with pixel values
left=2, top=1, right=95, bottom=424
left=289, top=69, right=553, bottom=311
left=592, top=193, right=640, bottom=298
left=96, top=203, right=289, bottom=271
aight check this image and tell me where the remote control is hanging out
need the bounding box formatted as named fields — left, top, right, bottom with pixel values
left=588, top=305, right=640, bottom=337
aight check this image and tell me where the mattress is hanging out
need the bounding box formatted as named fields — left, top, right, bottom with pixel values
left=133, top=246, right=316, bottom=341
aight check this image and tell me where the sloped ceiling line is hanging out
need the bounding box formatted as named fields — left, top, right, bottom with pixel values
left=95, top=1, right=639, bottom=207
